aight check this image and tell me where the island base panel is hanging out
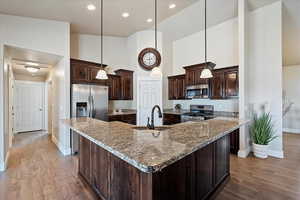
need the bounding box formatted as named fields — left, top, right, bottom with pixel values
left=78, top=134, right=230, bottom=200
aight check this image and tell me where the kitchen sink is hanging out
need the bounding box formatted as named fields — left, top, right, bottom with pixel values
left=132, top=126, right=171, bottom=131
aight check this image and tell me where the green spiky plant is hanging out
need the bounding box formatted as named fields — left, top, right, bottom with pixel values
left=250, top=112, right=277, bottom=145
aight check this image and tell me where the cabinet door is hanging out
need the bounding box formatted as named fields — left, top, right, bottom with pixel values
left=224, top=69, right=239, bottom=98
left=230, top=129, right=240, bottom=154
left=122, top=76, right=133, bottom=100
left=91, top=143, right=109, bottom=199
left=195, top=144, right=214, bottom=200
left=89, top=67, right=108, bottom=85
left=214, top=135, right=230, bottom=186
left=122, top=114, right=136, bottom=125
left=72, top=65, right=90, bottom=83
left=177, top=76, right=186, bottom=99
left=185, top=70, right=196, bottom=86
left=108, top=75, right=121, bottom=100
left=79, top=136, right=92, bottom=183
left=163, top=114, right=181, bottom=125
left=168, top=78, right=177, bottom=100
left=209, top=71, right=224, bottom=99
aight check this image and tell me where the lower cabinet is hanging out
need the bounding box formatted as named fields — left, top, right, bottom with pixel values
left=108, top=114, right=136, bottom=125
left=163, top=114, right=181, bottom=125
left=230, top=128, right=240, bottom=154
left=78, top=133, right=230, bottom=200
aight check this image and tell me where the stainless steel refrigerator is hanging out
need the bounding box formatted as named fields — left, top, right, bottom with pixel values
left=71, top=84, right=108, bottom=154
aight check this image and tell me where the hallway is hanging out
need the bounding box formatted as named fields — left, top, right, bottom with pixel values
left=0, top=132, right=94, bottom=200
left=0, top=132, right=300, bottom=200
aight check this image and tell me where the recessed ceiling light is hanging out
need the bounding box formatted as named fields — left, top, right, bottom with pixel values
left=87, top=4, right=96, bottom=11
left=122, top=12, right=130, bottom=18
left=147, top=18, right=153, bottom=23
left=169, top=4, right=176, bottom=9
left=25, top=62, right=39, bottom=66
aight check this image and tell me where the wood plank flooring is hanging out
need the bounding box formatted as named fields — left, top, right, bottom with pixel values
left=0, top=132, right=299, bottom=200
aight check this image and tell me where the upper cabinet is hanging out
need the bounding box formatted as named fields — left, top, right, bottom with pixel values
left=115, top=70, right=134, bottom=100
left=209, top=66, right=239, bottom=99
left=71, top=59, right=107, bottom=85
left=107, top=75, right=121, bottom=100
left=184, top=63, right=209, bottom=86
left=71, top=59, right=134, bottom=100
left=168, top=75, right=186, bottom=100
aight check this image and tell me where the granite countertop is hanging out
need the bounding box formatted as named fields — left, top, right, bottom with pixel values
left=63, top=117, right=248, bottom=173
left=107, top=109, right=136, bottom=116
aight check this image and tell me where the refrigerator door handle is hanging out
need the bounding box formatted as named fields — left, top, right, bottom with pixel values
left=92, top=95, right=95, bottom=118
left=88, top=95, right=92, bottom=117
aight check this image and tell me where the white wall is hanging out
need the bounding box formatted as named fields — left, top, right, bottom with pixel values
left=170, top=18, right=239, bottom=112
left=0, top=14, right=70, bottom=170
left=282, top=65, right=300, bottom=133
left=247, top=1, right=283, bottom=158
left=70, top=32, right=163, bottom=111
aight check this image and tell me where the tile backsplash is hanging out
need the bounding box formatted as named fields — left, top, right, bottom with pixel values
left=173, top=99, right=239, bottom=112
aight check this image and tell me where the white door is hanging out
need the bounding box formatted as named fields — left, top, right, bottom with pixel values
left=14, top=81, right=45, bottom=133
left=137, top=78, right=163, bottom=126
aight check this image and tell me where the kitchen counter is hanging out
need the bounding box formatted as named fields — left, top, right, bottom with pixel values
left=107, top=109, right=136, bottom=116
left=64, top=117, right=247, bottom=173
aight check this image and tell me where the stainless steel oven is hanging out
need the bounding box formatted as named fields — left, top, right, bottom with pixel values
left=186, top=84, right=209, bottom=99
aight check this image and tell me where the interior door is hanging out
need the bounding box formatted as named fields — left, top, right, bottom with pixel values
left=138, top=79, right=162, bottom=126
left=14, top=81, right=45, bottom=133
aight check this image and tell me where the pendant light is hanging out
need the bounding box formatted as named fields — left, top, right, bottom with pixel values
left=200, top=0, right=215, bottom=79
left=96, top=0, right=108, bottom=80
left=150, top=0, right=162, bottom=78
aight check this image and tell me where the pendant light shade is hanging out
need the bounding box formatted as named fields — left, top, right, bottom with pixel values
left=150, top=66, right=162, bottom=78
left=200, top=0, right=214, bottom=79
left=96, top=69, right=108, bottom=80
left=200, top=68, right=213, bottom=79
left=96, top=0, right=108, bottom=80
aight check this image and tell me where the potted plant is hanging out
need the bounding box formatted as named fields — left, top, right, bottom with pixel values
left=250, top=112, right=277, bottom=159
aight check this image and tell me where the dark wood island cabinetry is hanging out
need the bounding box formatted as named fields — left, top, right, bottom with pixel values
left=79, top=133, right=230, bottom=200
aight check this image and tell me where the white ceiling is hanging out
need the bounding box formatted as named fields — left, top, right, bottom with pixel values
left=5, top=46, right=62, bottom=77
left=0, top=0, right=198, bottom=37
left=1, top=0, right=299, bottom=65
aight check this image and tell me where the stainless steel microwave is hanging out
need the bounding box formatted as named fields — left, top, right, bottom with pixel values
left=186, top=84, right=209, bottom=99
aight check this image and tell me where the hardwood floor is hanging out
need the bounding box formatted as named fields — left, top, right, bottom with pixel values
left=217, top=133, right=300, bottom=200
left=0, top=132, right=299, bottom=200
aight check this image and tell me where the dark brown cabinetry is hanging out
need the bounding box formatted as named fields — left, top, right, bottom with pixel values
left=71, top=59, right=107, bottom=85
left=168, top=75, right=186, bottom=100
left=71, top=59, right=134, bottom=100
left=107, top=75, right=121, bottom=100
left=108, top=114, right=136, bottom=125
left=78, top=133, right=231, bottom=200
left=163, top=114, right=181, bottom=125
left=209, top=66, right=239, bottom=99
left=184, top=63, right=209, bottom=86
left=115, top=70, right=134, bottom=100
left=230, top=128, right=239, bottom=154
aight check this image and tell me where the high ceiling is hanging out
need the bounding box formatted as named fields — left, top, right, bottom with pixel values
left=0, top=0, right=198, bottom=37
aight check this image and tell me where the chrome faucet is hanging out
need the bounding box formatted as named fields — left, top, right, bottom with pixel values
left=147, top=105, right=163, bottom=130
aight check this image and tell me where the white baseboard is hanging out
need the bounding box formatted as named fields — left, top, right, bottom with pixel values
left=283, top=128, right=300, bottom=134
left=51, top=135, right=71, bottom=156
left=238, top=146, right=251, bottom=158
left=268, top=149, right=284, bottom=158
left=0, top=151, right=10, bottom=172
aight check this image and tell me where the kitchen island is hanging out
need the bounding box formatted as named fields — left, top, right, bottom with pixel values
left=64, top=117, right=247, bottom=200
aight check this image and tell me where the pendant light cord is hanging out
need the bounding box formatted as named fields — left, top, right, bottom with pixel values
left=101, top=0, right=103, bottom=68
left=155, top=0, right=157, bottom=50
left=205, top=0, right=207, bottom=65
